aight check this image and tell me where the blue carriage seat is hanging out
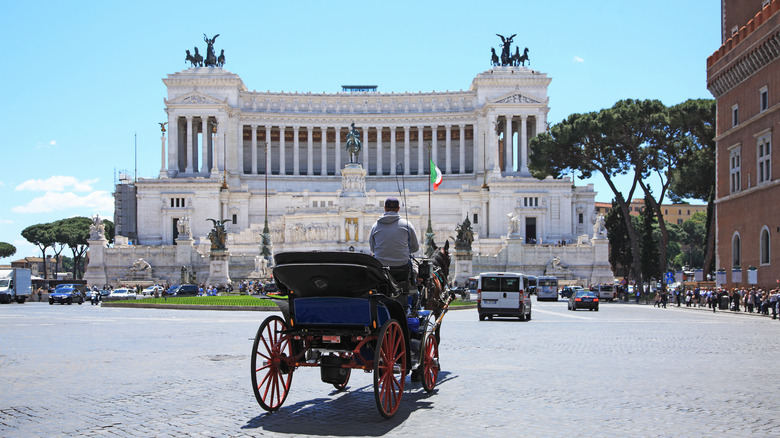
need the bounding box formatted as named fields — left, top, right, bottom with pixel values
left=272, top=252, right=401, bottom=327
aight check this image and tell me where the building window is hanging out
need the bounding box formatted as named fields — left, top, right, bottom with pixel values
left=760, top=87, right=769, bottom=112
left=687, top=210, right=690, bottom=215
left=578, top=213, right=583, bottom=224
left=664, top=209, right=668, bottom=215
left=170, top=197, right=186, bottom=208
left=732, top=105, right=739, bottom=127
left=757, top=134, right=771, bottom=185
left=730, top=147, right=741, bottom=193
left=677, top=219, right=683, bottom=225
left=760, top=227, right=770, bottom=265
left=733, top=233, right=741, bottom=268
left=232, top=214, right=237, bottom=225
left=473, top=213, right=479, bottom=225
left=731, top=25, right=739, bottom=37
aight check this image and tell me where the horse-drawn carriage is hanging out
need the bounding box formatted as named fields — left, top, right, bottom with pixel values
left=251, top=246, right=452, bottom=418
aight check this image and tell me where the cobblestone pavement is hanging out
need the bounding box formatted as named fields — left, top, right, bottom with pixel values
left=2, top=300, right=779, bottom=437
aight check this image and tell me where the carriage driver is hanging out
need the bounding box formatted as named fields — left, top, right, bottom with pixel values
left=369, top=197, right=420, bottom=291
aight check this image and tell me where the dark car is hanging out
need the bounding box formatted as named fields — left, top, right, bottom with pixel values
left=49, top=286, right=84, bottom=305
left=568, top=290, right=599, bottom=311
left=262, top=282, right=278, bottom=294
left=560, top=286, right=575, bottom=299
left=168, top=284, right=199, bottom=296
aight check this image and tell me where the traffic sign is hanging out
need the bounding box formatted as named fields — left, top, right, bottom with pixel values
left=665, top=272, right=674, bottom=284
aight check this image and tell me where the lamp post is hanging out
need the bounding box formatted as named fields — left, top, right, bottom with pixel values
left=261, top=142, right=272, bottom=264
left=425, top=142, right=435, bottom=256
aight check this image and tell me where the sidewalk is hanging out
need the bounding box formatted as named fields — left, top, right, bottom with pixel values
left=664, top=302, right=780, bottom=320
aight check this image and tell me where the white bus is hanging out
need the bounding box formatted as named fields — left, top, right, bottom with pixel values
left=536, top=276, right=559, bottom=301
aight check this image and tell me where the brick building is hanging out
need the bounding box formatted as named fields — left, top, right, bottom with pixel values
left=594, top=199, right=706, bottom=225
left=707, top=0, right=779, bottom=289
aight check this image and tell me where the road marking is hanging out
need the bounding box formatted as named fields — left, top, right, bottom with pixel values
left=531, top=307, right=594, bottom=320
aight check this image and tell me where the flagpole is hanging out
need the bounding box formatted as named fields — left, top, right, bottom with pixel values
left=425, top=142, right=434, bottom=256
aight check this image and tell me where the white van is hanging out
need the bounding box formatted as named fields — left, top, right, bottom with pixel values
left=477, top=272, right=532, bottom=321
left=590, top=284, right=616, bottom=301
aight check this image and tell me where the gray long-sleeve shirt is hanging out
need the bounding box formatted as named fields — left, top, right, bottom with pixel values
left=369, top=211, right=419, bottom=267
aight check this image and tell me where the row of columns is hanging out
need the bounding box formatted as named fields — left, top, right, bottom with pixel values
left=490, top=113, right=544, bottom=176
left=240, top=123, right=474, bottom=176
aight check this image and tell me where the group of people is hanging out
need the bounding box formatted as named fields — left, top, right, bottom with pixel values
left=664, top=287, right=780, bottom=318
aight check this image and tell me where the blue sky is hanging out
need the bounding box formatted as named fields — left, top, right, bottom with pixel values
left=0, top=0, right=720, bottom=264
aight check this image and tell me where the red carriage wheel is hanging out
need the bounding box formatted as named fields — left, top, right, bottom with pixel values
left=251, top=315, right=293, bottom=412
left=373, top=319, right=406, bottom=419
left=421, top=334, right=439, bottom=393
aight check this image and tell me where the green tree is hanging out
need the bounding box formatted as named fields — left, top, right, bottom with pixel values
left=54, top=217, right=92, bottom=279
left=530, top=99, right=666, bottom=292
left=0, top=242, right=16, bottom=259
left=21, top=223, right=56, bottom=279
left=667, top=99, right=716, bottom=275
left=605, top=201, right=632, bottom=278
left=639, top=198, right=661, bottom=283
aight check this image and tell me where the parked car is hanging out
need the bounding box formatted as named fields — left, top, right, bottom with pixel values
left=561, top=286, right=583, bottom=299
left=167, top=284, right=199, bottom=297
left=568, top=290, right=599, bottom=311
left=110, top=288, right=137, bottom=299
left=49, top=286, right=84, bottom=305
left=142, top=285, right=163, bottom=296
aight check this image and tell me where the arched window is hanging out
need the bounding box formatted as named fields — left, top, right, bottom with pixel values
left=760, top=227, right=770, bottom=265
left=732, top=233, right=741, bottom=268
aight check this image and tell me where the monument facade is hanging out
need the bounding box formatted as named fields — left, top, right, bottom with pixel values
left=92, top=37, right=613, bottom=287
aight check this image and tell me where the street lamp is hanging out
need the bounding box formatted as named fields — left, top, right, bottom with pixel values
left=261, top=142, right=272, bottom=264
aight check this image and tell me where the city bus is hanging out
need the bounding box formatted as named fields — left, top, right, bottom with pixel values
left=536, top=276, right=559, bottom=301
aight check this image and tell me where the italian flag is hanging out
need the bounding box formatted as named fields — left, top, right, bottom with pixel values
left=430, top=158, right=442, bottom=191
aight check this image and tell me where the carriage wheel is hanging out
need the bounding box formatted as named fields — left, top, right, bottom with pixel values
left=421, top=334, right=439, bottom=393
left=251, top=315, right=293, bottom=412
left=373, top=319, right=406, bottom=419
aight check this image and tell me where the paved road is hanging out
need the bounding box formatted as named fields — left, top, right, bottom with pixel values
left=2, top=300, right=779, bottom=437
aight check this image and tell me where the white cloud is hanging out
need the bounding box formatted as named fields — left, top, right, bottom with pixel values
left=573, top=56, right=585, bottom=63
left=0, top=219, right=12, bottom=225
left=11, top=191, right=114, bottom=214
left=36, top=140, right=57, bottom=149
left=16, top=176, right=99, bottom=192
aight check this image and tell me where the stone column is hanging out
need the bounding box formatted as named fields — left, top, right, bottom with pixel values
left=403, top=125, right=410, bottom=175
left=200, top=117, right=209, bottom=173
left=167, top=114, right=178, bottom=174
left=481, top=198, right=489, bottom=238
left=293, top=126, right=300, bottom=176
left=334, top=126, right=341, bottom=171
left=235, top=119, right=243, bottom=175
left=159, top=132, right=167, bottom=178
left=390, top=127, right=397, bottom=176
left=279, top=126, right=286, bottom=175
left=520, top=115, right=529, bottom=176
left=251, top=124, right=258, bottom=175
left=504, top=115, right=513, bottom=174
left=473, top=121, right=481, bottom=174
left=185, top=116, right=194, bottom=173
left=376, top=126, right=383, bottom=175
left=307, top=126, right=314, bottom=176
left=417, top=126, right=424, bottom=175
left=320, top=127, right=328, bottom=176
left=211, top=121, right=219, bottom=176
left=362, top=124, right=369, bottom=172
left=431, top=125, right=438, bottom=169
left=445, top=123, right=452, bottom=174
left=265, top=126, right=272, bottom=174
left=459, top=124, right=466, bottom=174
